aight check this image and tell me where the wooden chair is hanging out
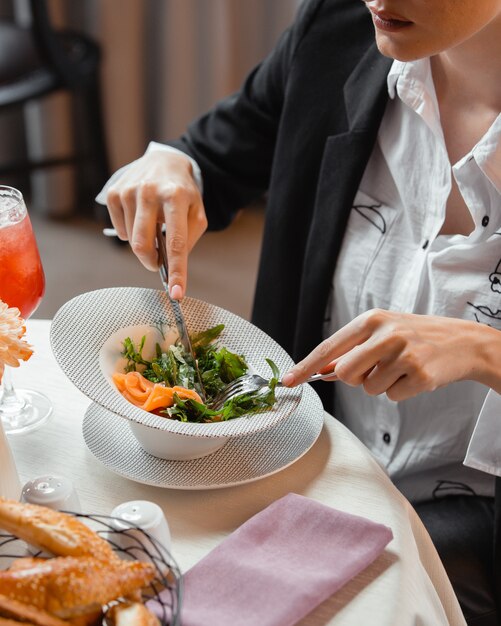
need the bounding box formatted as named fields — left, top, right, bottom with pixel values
left=0, top=0, right=109, bottom=215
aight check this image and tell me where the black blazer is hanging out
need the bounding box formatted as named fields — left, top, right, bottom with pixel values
left=170, top=0, right=393, bottom=410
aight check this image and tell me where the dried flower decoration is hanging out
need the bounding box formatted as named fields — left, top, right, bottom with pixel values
left=0, top=300, right=33, bottom=382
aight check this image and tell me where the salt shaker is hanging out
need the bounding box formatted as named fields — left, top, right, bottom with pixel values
left=108, top=500, right=172, bottom=572
left=20, top=474, right=81, bottom=556
left=0, top=419, right=21, bottom=499
left=21, top=475, right=81, bottom=512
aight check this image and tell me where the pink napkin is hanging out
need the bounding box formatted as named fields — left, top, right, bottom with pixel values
left=167, top=493, right=393, bottom=626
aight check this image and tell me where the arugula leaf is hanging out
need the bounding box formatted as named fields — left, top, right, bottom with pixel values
left=143, top=346, right=177, bottom=385
left=265, top=358, right=280, bottom=382
left=163, top=395, right=222, bottom=423
left=215, top=347, right=247, bottom=383
left=190, top=324, right=225, bottom=349
left=122, top=336, right=149, bottom=372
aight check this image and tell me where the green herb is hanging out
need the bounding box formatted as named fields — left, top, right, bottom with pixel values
left=190, top=324, right=225, bottom=348
left=121, top=336, right=149, bottom=372
left=120, top=325, right=280, bottom=423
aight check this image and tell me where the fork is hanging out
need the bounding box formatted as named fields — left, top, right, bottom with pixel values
left=210, top=371, right=337, bottom=410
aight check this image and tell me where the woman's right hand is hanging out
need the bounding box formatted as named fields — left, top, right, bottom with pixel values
left=105, top=149, right=207, bottom=300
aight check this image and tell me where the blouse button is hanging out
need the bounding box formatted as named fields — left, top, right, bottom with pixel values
left=482, top=215, right=489, bottom=227
left=383, top=432, right=391, bottom=444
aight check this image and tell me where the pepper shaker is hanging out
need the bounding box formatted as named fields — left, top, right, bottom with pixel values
left=108, top=500, right=172, bottom=572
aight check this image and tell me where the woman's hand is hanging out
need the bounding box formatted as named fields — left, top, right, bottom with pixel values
left=106, top=150, right=207, bottom=299
left=282, top=309, right=501, bottom=401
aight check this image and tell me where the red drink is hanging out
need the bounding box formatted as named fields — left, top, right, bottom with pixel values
left=0, top=186, right=51, bottom=435
left=0, top=214, right=45, bottom=319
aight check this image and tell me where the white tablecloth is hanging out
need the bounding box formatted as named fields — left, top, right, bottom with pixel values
left=5, top=320, right=466, bottom=626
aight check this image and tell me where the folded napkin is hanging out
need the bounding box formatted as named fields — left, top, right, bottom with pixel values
left=169, top=493, right=393, bottom=626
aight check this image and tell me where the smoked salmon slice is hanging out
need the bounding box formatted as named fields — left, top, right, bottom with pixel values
left=113, top=371, right=202, bottom=412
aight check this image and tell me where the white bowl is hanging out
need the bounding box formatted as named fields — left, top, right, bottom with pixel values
left=99, top=323, right=225, bottom=460
left=50, top=288, right=302, bottom=460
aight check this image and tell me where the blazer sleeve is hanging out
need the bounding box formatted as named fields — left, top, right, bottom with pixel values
left=167, top=0, right=326, bottom=230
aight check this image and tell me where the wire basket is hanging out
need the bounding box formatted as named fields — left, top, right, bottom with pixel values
left=0, top=512, right=183, bottom=625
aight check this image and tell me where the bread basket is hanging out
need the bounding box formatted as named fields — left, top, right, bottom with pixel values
left=0, top=511, right=182, bottom=625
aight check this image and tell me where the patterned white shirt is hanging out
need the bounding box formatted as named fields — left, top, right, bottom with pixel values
left=327, top=58, right=501, bottom=503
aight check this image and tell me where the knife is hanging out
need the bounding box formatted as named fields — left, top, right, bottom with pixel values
left=155, top=224, right=206, bottom=402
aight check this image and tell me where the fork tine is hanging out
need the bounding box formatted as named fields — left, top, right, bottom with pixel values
left=211, top=381, right=260, bottom=410
left=212, top=381, right=246, bottom=408
left=211, top=389, right=249, bottom=412
left=209, top=373, right=271, bottom=411
left=221, top=378, right=244, bottom=394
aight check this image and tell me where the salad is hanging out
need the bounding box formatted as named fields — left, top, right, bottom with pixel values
left=112, top=324, right=280, bottom=423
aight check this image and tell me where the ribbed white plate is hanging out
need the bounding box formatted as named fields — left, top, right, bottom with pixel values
left=51, top=288, right=301, bottom=440
left=82, top=384, right=324, bottom=490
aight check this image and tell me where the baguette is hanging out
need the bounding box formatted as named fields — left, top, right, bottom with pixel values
left=0, top=499, right=117, bottom=563
left=0, top=556, right=156, bottom=619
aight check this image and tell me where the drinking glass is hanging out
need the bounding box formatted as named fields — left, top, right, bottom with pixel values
left=0, top=186, right=52, bottom=434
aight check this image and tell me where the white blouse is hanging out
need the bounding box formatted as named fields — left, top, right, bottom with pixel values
left=327, top=58, right=501, bottom=502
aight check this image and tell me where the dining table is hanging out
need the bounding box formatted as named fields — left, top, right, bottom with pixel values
left=5, top=319, right=466, bottom=626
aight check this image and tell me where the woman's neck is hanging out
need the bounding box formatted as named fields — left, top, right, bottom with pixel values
left=430, top=14, right=501, bottom=165
left=431, top=14, right=501, bottom=113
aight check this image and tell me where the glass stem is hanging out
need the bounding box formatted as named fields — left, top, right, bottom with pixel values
left=0, top=367, right=26, bottom=414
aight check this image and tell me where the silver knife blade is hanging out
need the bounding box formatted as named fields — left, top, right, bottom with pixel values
left=156, top=224, right=206, bottom=402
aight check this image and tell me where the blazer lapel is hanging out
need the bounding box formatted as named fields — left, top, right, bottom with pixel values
left=294, top=45, right=392, bottom=360
left=343, top=43, right=393, bottom=132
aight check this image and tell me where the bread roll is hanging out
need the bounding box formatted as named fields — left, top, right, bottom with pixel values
left=106, top=602, right=161, bottom=626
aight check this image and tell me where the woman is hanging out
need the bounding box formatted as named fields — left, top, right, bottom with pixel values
left=99, top=1, right=501, bottom=622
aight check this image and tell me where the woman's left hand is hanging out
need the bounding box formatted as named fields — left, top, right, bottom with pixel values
left=282, top=309, right=500, bottom=401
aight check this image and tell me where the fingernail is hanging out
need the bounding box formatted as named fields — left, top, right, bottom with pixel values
left=281, top=372, right=295, bottom=386
left=170, top=284, right=183, bottom=300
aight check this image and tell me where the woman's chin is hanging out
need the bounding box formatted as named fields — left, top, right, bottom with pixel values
left=375, top=34, right=430, bottom=62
